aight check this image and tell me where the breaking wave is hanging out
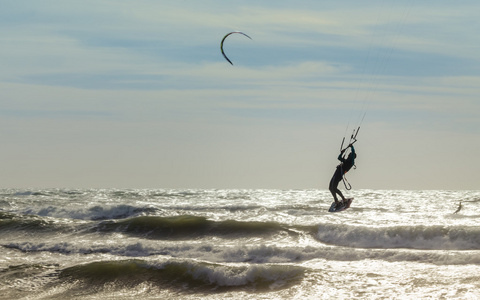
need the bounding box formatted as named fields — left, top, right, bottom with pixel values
left=316, top=223, right=480, bottom=250
left=5, top=240, right=480, bottom=266
left=59, top=259, right=305, bottom=292
left=95, top=215, right=301, bottom=239
left=20, top=204, right=157, bottom=220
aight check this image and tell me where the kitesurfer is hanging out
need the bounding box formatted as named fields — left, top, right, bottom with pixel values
left=329, top=144, right=356, bottom=208
left=454, top=201, right=462, bottom=214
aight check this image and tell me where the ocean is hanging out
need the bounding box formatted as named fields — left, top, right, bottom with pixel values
left=1, top=189, right=479, bottom=299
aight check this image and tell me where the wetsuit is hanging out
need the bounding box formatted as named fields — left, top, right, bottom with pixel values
left=329, top=145, right=356, bottom=203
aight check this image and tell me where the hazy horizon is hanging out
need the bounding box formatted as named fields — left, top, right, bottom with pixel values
left=1, top=1, right=479, bottom=190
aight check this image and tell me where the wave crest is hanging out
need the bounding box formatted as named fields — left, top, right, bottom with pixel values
left=316, top=224, right=480, bottom=250
left=59, top=259, right=305, bottom=292
left=96, top=215, right=293, bottom=239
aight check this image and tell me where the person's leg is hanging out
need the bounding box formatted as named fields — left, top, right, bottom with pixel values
left=336, top=188, right=346, bottom=202
left=330, top=189, right=338, bottom=203
left=329, top=170, right=342, bottom=203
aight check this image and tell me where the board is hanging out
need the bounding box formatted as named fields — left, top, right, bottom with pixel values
left=328, top=198, right=353, bottom=212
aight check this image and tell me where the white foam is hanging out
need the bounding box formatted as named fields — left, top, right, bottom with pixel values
left=148, top=259, right=304, bottom=288
left=316, top=224, right=480, bottom=250
left=20, top=204, right=154, bottom=220
left=6, top=239, right=480, bottom=267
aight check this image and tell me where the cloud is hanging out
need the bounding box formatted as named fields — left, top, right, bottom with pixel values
left=1, top=1, right=479, bottom=188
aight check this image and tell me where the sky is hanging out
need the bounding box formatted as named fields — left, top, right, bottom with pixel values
left=1, top=1, right=479, bottom=190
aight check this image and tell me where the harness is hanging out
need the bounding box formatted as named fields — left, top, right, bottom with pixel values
left=340, top=162, right=355, bottom=190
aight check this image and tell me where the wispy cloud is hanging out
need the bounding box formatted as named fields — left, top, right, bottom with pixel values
left=1, top=1, right=479, bottom=188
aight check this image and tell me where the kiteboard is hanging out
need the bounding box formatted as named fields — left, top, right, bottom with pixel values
left=328, top=198, right=353, bottom=213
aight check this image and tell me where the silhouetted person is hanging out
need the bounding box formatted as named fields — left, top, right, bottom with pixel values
left=454, top=201, right=462, bottom=214
left=329, top=144, right=356, bottom=208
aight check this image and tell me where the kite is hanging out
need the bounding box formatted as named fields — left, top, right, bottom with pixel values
left=220, top=31, right=252, bottom=65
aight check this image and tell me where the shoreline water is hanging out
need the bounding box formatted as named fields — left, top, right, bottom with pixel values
left=1, top=189, right=479, bottom=299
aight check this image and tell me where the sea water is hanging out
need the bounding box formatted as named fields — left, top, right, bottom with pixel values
left=1, top=189, right=479, bottom=299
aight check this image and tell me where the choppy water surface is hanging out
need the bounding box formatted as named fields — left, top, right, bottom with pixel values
left=1, top=189, right=479, bottom=299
